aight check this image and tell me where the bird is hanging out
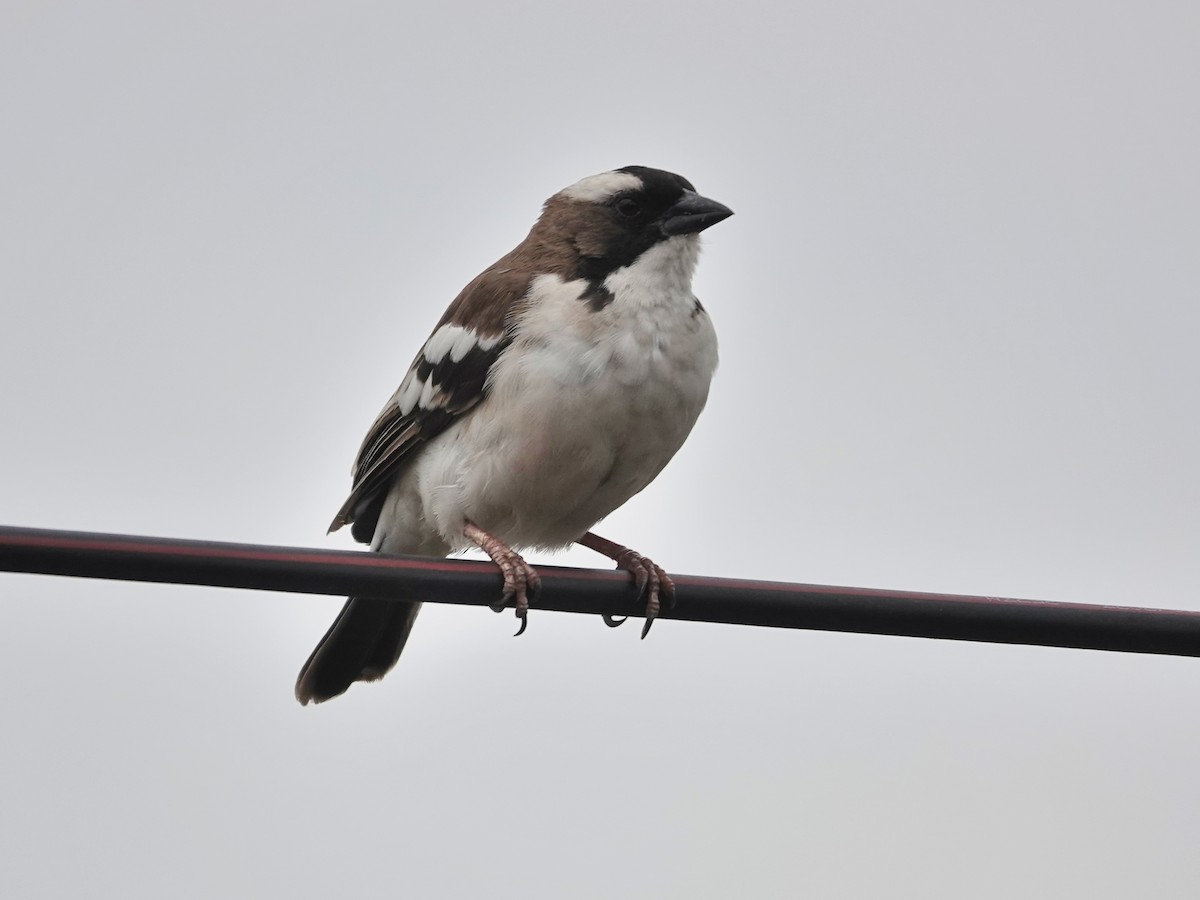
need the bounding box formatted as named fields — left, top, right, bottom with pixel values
left=295, top=165, right=733, bottom=704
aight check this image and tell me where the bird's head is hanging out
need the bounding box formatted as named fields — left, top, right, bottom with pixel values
left=528, top=166, right=733, bottom=287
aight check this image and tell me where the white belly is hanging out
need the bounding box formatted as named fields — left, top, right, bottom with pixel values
left=394, top=248, right=719, bottom=553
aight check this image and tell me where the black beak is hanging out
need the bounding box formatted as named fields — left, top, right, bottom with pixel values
left=660, top=190, right=734, bottom=236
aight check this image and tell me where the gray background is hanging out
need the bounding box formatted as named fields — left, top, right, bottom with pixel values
left=3, top=2, right=1198, bottom=897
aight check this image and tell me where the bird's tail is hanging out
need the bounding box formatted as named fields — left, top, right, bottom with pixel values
left=294, top=597, right=422, bottom=705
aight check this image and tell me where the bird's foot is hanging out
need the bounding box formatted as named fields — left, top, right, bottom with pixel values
left=577, top=532, right=674, bottom=639
left=464, top=522, right=540, bottom=636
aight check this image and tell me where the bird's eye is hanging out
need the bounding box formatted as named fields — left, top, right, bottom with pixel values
left=614, top=197, right=642, bottom=218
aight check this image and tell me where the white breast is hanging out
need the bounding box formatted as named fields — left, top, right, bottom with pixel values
left=386, top=235, right=719, bottom=554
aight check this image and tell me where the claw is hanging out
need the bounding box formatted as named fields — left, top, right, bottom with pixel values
left=632, top=566, right=649, bottom=598
left=576, top=532, right=674, bottom=639
left=640, top=579, right=661, bottom=639
left=464, top=522, right=539, bottom=636
left=612, top=547, right=669, bottom=638
left=603, top=614, right=627, bottom=628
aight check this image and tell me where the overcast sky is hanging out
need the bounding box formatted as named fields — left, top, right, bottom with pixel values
left=2, top=2, right=1198, bottom=897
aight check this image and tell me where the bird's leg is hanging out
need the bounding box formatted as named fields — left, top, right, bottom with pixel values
left=463, top=522, right=540, bottom=636
left=577, top=532, right=675, bottom=639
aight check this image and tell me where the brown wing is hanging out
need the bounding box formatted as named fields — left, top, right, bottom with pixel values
left=328, top=264, right=534, bottom=543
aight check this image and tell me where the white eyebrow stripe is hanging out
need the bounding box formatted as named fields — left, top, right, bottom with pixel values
left=560, top=170, right=643, bottom=203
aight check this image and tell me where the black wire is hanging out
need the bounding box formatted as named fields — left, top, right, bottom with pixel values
left=2, top=524, right=1198, bottom=657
